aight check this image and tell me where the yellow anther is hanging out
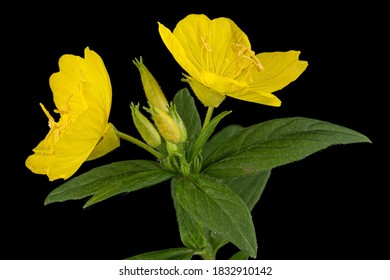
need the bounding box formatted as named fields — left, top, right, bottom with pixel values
left=231, top=43, right=264, bottom=80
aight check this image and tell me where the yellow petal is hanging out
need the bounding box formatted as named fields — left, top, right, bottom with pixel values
left=81, top=47, right=112, bottom=115
left=227, top=88, right=282, bottom=107
left=199, top=71, right=248, bottom=93
left=50, top=55, right=86, bottom=115
left=87, top=123, right=120, bottom=160
left=158, top=22, right=200, bottom=78
left=207, top=17, right=251, bottom=75
left=25, top=152, right=55, bottom=175
left=47, top=107, right=108, bottom=181
left=250, top=51, right=308, bottom=93
left=184, top=75, right=225, bottom=107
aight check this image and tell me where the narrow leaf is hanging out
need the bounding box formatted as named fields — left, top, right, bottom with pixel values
left=203, top=117, right=371, bottom=178
left=84, top=169, right=174, bottom=208
left=175, top=174, right=257, bottom=258
left=44, top=160, right=174, bottom=208
left=126, top=247, right=195, bottom=260
left=189, top=111, right=231, bottom=162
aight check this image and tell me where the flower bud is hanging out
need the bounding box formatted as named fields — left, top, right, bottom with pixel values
left=133, top=57, right=169, bottom=112
left=130, top=103, right=161, bottom=148
left=168, top=104, right=187, bottom=143
left=149, top=105, right=182, bottom=144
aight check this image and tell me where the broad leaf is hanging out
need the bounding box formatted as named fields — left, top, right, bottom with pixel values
left=224, top=170, right=271, bottom=211
left=175, top=174, right=257, bottom=258
left=171, top=178, right=208, bottom=249
left=203, top=117, right=371, bottom=178
left=173, top=88, right=202, bottom=152
left=201, top=124, right=244, bottom=161
left=44, top=160, right=174, bottom=208
left=210, top=171, right=271, bottom=252
left=126, top=247, right=195, bottom=260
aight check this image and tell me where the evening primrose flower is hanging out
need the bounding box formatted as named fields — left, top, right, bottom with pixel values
left=158, top=14, right=308, bottom=108
left=25, top=47, right=120, bottom=181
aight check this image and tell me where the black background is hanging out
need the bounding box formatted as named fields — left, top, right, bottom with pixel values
left=3, top=1, right=387, bottom=260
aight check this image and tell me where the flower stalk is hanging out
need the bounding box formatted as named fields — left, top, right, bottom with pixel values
left=115, top=130, right=163, bottom=160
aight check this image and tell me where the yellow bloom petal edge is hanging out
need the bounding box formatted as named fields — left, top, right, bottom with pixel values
left=158, top=14, right=308, bottom=107
left=25, top=47, right=120, bottom=181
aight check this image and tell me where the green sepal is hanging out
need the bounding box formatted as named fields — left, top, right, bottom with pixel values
left=126, top=247, right=196, bottom=260
left=44, top=160, right=174, bottom=208
left=203, top=117, right=371, bottom=178
left=175, top=174, right=257, bottom=258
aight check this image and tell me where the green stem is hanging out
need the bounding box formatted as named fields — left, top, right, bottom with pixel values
left=115, top=130, right=163, bottom=160
left=203, top=106, right=214, bottom=129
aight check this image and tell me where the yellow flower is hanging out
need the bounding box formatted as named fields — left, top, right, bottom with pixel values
left=25, top=47, right=120, bottom=181
left=158, top=14, right=308, bottom=108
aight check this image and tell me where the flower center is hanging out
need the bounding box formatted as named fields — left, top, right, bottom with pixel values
left=40, top=97, right=76, bottom=152
left=230, top=43, right=264, bottom=81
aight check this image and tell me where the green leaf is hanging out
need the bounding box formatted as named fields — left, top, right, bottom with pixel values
left=126, top=247, right=195, bottom=260
left=173, top=88, right=202, bottom=152
left=224, top=171, right=271, bottom=211
left=201, top=124, right=244, bottom=161
left=203, top=117, right=372, bottom=178
left=210, top=171, right=271, bottom=252
left=189, top=111, right=232, bottom=162
left=175, top=174, right=257, bottom=258
left=229, top=251, right=250, bottom=260
left=44, top=160, right=174, bottom=208
left=171, top=178, right=208, bottom=249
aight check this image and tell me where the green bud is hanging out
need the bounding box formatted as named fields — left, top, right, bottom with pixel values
left=168, top=104, right=187, bottom=143
left=165, top=141, right=178, bottom=155
left=149, top=106, right=182, bottom=144
left=133, top=57, right=169, bottom=113
left=130, top=103, right=161, bottom=148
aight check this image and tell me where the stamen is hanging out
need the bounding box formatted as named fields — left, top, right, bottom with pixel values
left=40, top=102, right=73, bottom=152
left=200, top=34, right=214, bottom=72
left=39, top=103, right=54, bottom=123
left=231, top=43, right=264, bottom=80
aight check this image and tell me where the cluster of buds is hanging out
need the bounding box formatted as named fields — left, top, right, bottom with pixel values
left=131, top=57, right=187, bottom=158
